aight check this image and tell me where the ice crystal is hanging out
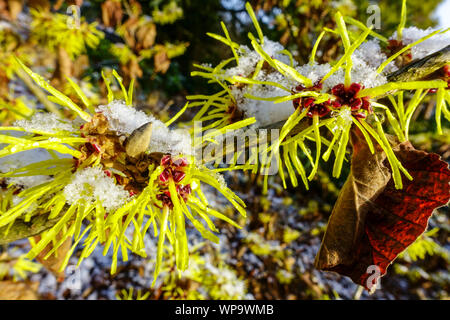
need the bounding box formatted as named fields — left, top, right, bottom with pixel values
left=352, top=39, right=397, bottom=74
left=322, top=57, right=388, bottom=91
left=295, top=63, right=332, bottom=86
left=296, top=59, right=387, bottom=93
left=232, top=84, right=294, bottom=127
left=96, top=100, right=156, bottom=135
left=391, top=27, right=450, bottom=60
left=96, top=100, right=192, bottom=155
left=225, top=42, right=296, bottom=127
left=14, top=112, right=75, bottom=133
left=63, top=166, right=130, bottom=211
left=224, top=38, right=293, bottom=79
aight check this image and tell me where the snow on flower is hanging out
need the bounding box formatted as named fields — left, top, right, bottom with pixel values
left=96, top=100, right=193, bottom=155
left=13, top=112, right=75, bottom=133
left=96, top=100, right=156, bottom=135
left=295, top=57, right=387, bottom=94
left=322, top=58, right=387, bottom=91
left=224, top=38, right=294, bottom=79
left=231, top=84, right=294, bottom=127
left=390, top=27, right=450, bottom=60
left=352, top=39, right=398, bottom=74
left=219, top=38, right=297, bottom=127
left=63, top=166, right=130, bottom=211
left=224, top=38, right=389, bottom=128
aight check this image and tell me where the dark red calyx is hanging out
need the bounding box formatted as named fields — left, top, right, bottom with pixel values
left=307, top=104, right=331, bottom=118
left=159, top=168, right=171, bottom=183
left=156, top=192, right=173, bottom=209
left=158, top=155, right=189, bottom=184
left=156, top=184, right=192, bottom=208
left=173, top=158, right=189, bottom=167
left=386, top=39, right=403, bottom=52
left=157, top=155, right=191, bottom=207
left=177, top=184, right=192, bottom=202
left=292, top=81, right=330, bottom=118
left=160, top=155, right=172, bottom=167
left=331, top=83, right=372, bottom=118
left=173, top=171, right=186, bottom=183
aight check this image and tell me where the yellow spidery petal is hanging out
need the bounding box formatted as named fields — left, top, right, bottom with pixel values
left=220, top=21, right=239, bottom=64
left=397, top=0, right=407, bottom=42
left=343, top=16, right=388, bottom=42
left=377, top=29, right=446, bottom=74
left=15, top=58, right=92, bottom=122
left=310, top=31, right=326, bottom=65
left=358, top=80, right=448, bottom=98
left=245, top=2, right=264, bottom=44
left=308, top=115, right=321, bottom=181
left=436, top=87, right=445, bottom=135
left=165, top=102, right=189, bottom=126
left=101, top=70, right=114, bottom=103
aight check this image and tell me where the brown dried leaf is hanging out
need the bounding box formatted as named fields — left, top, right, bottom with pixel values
left=28, top=0, right=50, bottom=11
left=35, top=234, right=72, bottom=282
left=101, top=0, right=123, bottom=27
left=51, top=46, right=73, bottom=86
left=0, top=280, right=39, bottom=300
left=118, top=57, right=143, bottom=81
left=7, top=0, right=22, bottom=20
left=315, top=127, right=450, bottom=290
left=135, top=23, right=156, bottom=50
left=154, top=49, right=170, bottom=74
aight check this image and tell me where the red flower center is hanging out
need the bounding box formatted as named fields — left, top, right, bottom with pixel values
left=156, top=155, right=191, bottom=208
left=331, top=83, right=371, bottom=119
left=292, top=82, right=331, bottom=118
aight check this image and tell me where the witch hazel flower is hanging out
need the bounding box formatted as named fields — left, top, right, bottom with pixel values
left=190, top=4, right=448, bottom=193
left=336, top=1, right=450, bottom=138
left=0, top=60, right=246, bottom=282
left=188, top=5, right=295, bottom=130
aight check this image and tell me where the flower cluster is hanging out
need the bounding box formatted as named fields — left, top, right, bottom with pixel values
left=0, top=61, right=246, bottom=282
left=0, top=1, right=448, bottom=291
left=293, top=81, right=372, bottom=119
left=190, top=3, right=449, bottom=191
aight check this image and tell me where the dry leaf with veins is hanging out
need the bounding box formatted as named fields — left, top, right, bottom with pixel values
left=315, top=127, right=450, bottom=290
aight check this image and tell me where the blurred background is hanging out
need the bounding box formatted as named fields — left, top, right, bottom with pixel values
left=0, top=0, right=448, bottom=300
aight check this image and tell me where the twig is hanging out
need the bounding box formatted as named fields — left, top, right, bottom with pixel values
left=0, top=213, right=62, bottom=245
left=386, top=45, right=450, bottom=82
